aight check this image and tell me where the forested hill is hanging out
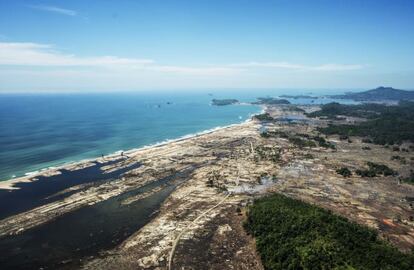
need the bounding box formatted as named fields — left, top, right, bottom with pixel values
left=332, top=86, right=414, bottom=101
left=308, top=101, right=414, bottom=145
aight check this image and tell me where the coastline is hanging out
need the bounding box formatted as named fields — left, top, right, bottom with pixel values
left=0, top=113, right=264, bottom=269
left=1, top=103, right=413, bottom=269
left=0, top=108, right=264, bottom=190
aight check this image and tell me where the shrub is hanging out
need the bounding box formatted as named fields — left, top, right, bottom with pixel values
left=356, top=162, right=397, bottom=177
left=391, top=155, right=406, bottom=164
left=314, top=136, right=336, bottom=149
left=402, top=170, right=414, bottom=185
left=260, top=130, right=289, bottom=139
left=362, top=138, right=373, bottom=143
left=260, top=132, right=270, bottom=138
left=254, top=113, right=274, bottom=121
left=339, top=135, right=349, bottom=140
left=289, top=137, right=317, bottom=148
left=337, top=167, right=352, bottom=177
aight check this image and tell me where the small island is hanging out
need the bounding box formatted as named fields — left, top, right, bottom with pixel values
left=279, top=94, right=318, bottom=99
left=252, top=97, right=290, bottom=105
left=211, top=99, right=239, bottom=106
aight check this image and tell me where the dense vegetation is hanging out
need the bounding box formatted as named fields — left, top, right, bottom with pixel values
left=336, top=167, right=352, bottom=177
left=244, top=194, right=414, bottom=270
left=253, top=97, right=291, bottom=105
left=254, top=113, right=274, bottom=121
left=288, top=137, right=317, bottom=148
left=211, top=98, right=239, bottom=106
left=260, top=130, right=289, bottom=138
left=307, top=102, right=386, bottom=119
left=331, top=86, right=414, bottom=101
left=334, top=162, right=397, bottom=178
left=309, top=101, right=414, bottom=145
left=261, top=130, right=335, bottom=149
left=355, top=162, right=397, bottom=177
left=313, top=136, right=336, bottom=149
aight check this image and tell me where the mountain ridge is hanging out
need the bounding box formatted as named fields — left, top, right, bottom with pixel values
left=332, top=86, right=414, bottom=101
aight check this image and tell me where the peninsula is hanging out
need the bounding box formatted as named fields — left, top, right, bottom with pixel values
left=331, top=86, right=414, bottom=101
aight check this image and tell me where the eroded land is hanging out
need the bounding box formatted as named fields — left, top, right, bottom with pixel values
left=0, top=104, right=413, bottom=269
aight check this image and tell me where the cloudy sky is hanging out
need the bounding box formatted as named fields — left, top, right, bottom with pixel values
left=0, top=0, right=413, bottom=92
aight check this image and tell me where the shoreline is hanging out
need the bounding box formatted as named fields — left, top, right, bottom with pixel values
left=0, top=113, right=264, bottom=269
left=1, top=102, right=414, bottom=268
left=0, top=108, right=264, bottom=190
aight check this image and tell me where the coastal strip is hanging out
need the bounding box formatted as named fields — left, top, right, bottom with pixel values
left=0, top=104, right=263, bottom=190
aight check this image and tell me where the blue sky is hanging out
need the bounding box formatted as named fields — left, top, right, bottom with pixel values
left=0, top=0, right=413, bottom=92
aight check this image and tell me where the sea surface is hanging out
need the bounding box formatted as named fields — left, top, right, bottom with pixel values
left=0, top=90, right=357, bottom=181
left=0, top=91, right=258, bottom=181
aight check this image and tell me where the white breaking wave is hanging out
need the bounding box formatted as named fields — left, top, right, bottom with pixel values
left=5, top=107, right=263, bottom=182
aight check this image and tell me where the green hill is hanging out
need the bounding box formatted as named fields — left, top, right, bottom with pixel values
left=332, top=86, right=414, bottom=101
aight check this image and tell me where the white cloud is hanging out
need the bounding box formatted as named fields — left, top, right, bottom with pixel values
left=0, top=42, right=365, bottom=71
left=0, top=41, right=373, bottom=91
left=231, top=61, right=364, bottom=71
left=147, top=65, right=243, bottom=75
left=0, top=42, right=243, bottom=76
left=0, top=42, right=154, bottom=67
left=28, top=5, right=78, bottom=16
left=230, top=62, right=305, bottom=69
left=0, top=42, right=364, bottom=75
left=312, top=64, right=365, bottom=71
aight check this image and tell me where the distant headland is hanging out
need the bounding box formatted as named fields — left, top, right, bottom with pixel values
left=331, top=86, right=414, bottom=101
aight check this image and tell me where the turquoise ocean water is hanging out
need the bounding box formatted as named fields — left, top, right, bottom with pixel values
left=0, top=92, right=261, bottom=180
left=0, top=90, right=357, bottom=181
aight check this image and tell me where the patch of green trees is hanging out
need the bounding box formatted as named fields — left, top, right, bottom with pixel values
left=253, top=97, right=291, bottom=105
left=288, top=137, right=317, bottom=148
left=261, top=130, right=335, bottom=149
left=254, top=113, right=274, bottom=121
left=244, top=194, right=414, bottom=270
left=336, top=167, right=352, bottom=177
left=310, top=101, right=414, bottom=145
left=356, top=162, right=397, bottom=177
